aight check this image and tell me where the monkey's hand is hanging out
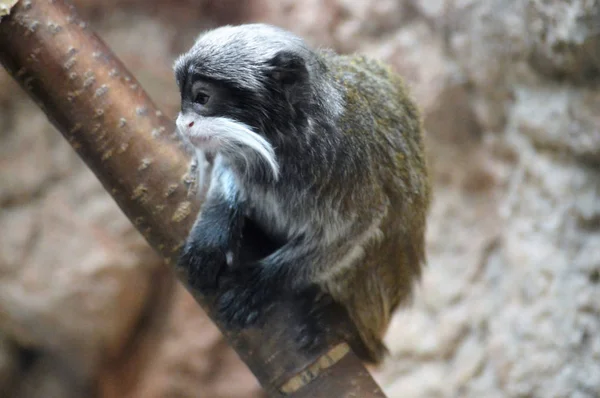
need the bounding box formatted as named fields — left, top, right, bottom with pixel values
left=177, top=177, right=245, bottom=294
left=215, top=268, right=327, bottom=355
left=178, top=219, right=238, bottom=294
left=213, top=257, right=328, bottom=355
left=214, top=265, right=279, bottom=328
left=213, top=233, right=316, bottom=329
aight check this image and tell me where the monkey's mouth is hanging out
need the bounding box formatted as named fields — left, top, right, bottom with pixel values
left=178, top=115, right=279, bottom=179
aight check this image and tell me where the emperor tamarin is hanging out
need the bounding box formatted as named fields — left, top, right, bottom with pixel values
left=174, top=24, right=430, bottom=363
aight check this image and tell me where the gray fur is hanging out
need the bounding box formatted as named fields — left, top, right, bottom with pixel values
left=174, top=24, right=312, bottom=92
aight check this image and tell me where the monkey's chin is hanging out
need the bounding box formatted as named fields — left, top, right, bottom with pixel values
left=190, top=135, right=220, bottom=153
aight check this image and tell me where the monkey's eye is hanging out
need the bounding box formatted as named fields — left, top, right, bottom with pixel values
left=194, top=91, right=210, bottom=105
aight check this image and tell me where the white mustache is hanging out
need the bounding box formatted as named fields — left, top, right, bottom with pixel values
left=177, top=115, right=279, bottom=180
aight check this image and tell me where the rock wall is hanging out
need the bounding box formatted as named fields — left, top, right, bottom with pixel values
left=0, top=0, right=598, bottom=397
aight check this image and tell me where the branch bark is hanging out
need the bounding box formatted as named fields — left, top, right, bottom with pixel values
left=0, top=1, right=387, bottom=397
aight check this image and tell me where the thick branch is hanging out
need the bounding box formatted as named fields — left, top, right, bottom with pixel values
left=0, top=1, right=387, bottom=397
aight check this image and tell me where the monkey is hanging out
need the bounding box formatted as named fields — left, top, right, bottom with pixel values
left=173, top=23, right=430, bottom=364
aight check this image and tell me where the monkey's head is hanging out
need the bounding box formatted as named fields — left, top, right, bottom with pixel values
left=173, top=24, right=338, bottom=181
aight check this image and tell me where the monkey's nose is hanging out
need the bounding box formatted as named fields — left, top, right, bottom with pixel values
left=188, top=121, right=195, bottom=128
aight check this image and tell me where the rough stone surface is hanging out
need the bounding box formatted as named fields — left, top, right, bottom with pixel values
left=1, top=0, right=599, bottom=397
left=261, top=1, right=599, bottom=397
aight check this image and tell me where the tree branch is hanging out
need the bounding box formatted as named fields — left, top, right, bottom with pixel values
left=0, top=1, right=387, bottom=397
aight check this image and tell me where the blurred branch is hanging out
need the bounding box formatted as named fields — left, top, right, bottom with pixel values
left=0, top=1, right=387, bottom=397
left=0, top=0, right=18, bottom=17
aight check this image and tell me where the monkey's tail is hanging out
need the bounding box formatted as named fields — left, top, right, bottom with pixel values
left=344, top=312, right=389, bottom=364
left=312, top=289, right=389, bottom=364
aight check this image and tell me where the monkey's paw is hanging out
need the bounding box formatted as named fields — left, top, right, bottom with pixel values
left=214, top=271, right=276, bottom=329
left=177, top=242, right=229, bottom=294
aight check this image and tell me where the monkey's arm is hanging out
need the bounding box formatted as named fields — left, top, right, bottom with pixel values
left=215, top=213, right=384, bottom=327
left=178, top=168, right=245, bottom=293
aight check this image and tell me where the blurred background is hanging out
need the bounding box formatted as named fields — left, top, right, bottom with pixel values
left=1, top=0, right=599, bottom=397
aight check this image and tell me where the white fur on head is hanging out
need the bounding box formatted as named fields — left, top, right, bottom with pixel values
left=173, top=24, right=312, bottom=93
left=176, top=113, right=279, bottom=180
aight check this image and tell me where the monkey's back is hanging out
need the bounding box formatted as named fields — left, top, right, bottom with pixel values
left=319, top=52, right=431, bottom=363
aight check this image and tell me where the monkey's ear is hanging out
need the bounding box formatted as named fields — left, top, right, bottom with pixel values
left=267, top=51, right=309, bottom=86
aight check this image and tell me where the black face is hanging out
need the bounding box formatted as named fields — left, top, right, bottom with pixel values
left=176, top=67, right=268, bottom=136
left=178, top=72, right=234, bottom=118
